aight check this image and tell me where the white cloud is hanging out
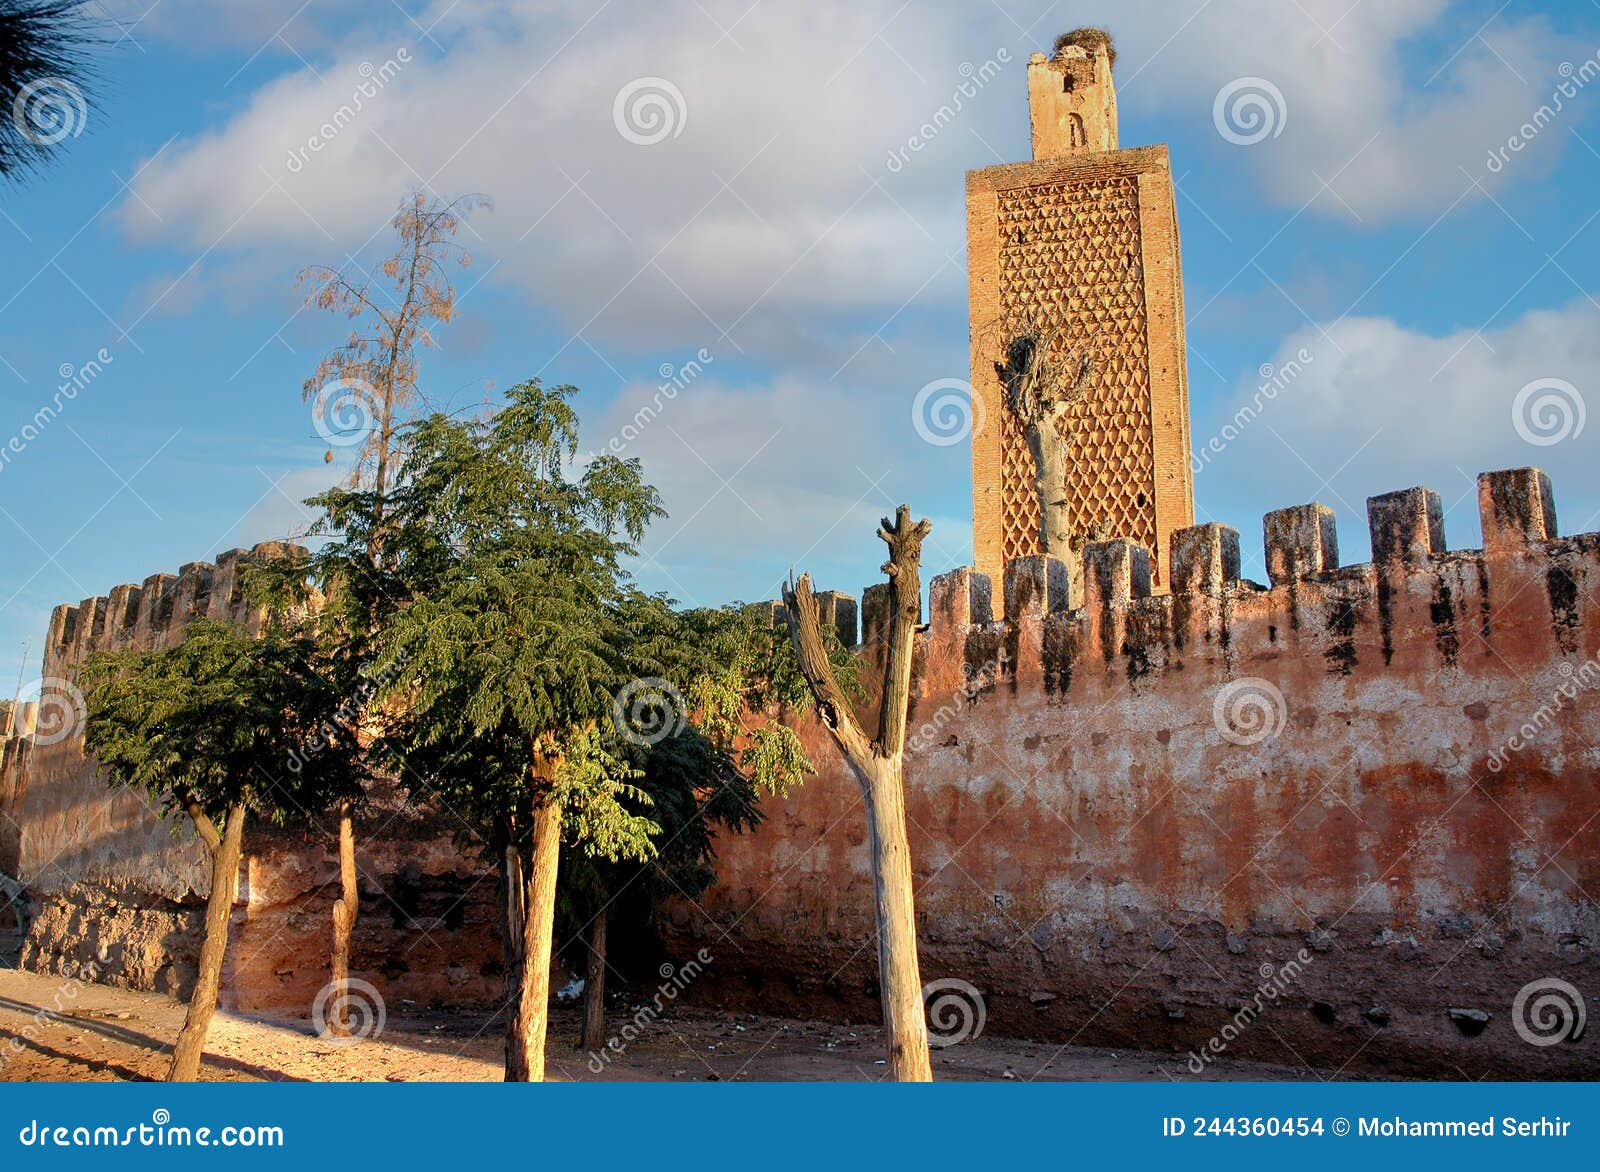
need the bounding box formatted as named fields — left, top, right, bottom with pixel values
left=113, top=0, right=1583, bottom=365
left=585, top=371, right=973, bottom=607
left=1192, top=296, right=1600, bottom=568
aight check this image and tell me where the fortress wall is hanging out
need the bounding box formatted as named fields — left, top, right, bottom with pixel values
left=3, top=469, right=1597, bottom=1075
left=667, top=469, right=1599, bottom=1077
left=0, top=544, right=502, bottom=1013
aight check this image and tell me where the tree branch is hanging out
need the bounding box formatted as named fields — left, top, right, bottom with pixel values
left=176, top=790, right=222, bottom=854
left=783, top=573, right=876, bottom=770
left=874, top=506, right=931, bottom=757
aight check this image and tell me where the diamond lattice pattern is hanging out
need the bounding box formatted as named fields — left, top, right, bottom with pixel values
left=995, top=176, right=1157, bottom=566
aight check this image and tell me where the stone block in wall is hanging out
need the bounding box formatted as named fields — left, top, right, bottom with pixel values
left=1082, top=541, right=1152, bottom=611
left=814, top=591, right=858, bottom=649
left=930, top=568, right=994, bottom=634
left=1368, top=487, right=1444, bottom=565
left=1264, top=504, right=1338, bottom=586
left=861, top=583, right=892, bottom=648
left=1004, top=556, right=1070, bottom=622
left=1479, top=468, right=1557, bottom=552
left=134, top=574, right=177, bottom=648
left=1170, top=524, right=1240, bottom=594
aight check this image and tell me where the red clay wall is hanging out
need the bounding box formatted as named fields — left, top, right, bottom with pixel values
left=3, top=469, right=1597, bottom=1077
left=668, top=469, right=1599, bottom=1078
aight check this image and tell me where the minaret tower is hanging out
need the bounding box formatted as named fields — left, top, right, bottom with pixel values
left=967, top=29, right=1193, bottom=592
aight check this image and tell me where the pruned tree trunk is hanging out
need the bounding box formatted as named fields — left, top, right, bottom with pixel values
left=327, top=801, right=359, bottom=1036
left=784, top=505, right=934, bottom=1082
left=1023, top=413, right=1073, bottom=559
left=506, top=752, right=563, bottom=1082
left=167, top=801, right=246, bottom=1082
left=997, top=330, right=1093, bottom=561
left=501, top=834, right=528, bottom=1079
left=581, top=908, right=608, bottom=1052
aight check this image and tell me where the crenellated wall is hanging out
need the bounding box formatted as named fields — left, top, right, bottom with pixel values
left=669, top=468, right=1599, bottom=1078
left=2, top=468, right=1596, bottom=1076
left=0, top=543, right=503, bottom=1012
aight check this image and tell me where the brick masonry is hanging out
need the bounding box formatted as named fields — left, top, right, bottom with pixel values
left=969, top=43, right=1193, bottom=595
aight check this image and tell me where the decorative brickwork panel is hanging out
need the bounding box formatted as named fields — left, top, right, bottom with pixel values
left=994, top=175, right=1157, bottom=565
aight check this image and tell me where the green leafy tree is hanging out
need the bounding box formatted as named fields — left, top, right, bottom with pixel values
left=360, top=381, right=815, bottom=1080
left=79, top=619, right=366, bottom=1081
left=561, top=597, right=835, bottom=1055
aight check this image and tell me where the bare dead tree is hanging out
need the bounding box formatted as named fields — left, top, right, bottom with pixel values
left=783, top=505, right=934, bottom=1081
left=994, top=323, right=1095, bottom=560
left=296, top=192, right=488, bottom=1036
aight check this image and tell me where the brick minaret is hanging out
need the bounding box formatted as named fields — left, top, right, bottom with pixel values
left=968, top=31, right=1193, bottom=593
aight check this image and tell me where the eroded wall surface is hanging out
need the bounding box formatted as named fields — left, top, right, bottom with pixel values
left=670, top=472, right=1599, bottom=1078
left=2, top=470, right=1596, bottom=1076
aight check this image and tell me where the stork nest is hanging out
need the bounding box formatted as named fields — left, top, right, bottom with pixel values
left=1053, top=27, right=1116, bottom=67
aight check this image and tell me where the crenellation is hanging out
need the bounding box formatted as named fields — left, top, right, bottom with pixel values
left=1368, top=487, right=1445, bottom=566
left=1479, top=467, right=1557, bottom=552
left=929, top=567, right=994, bottom=636
left=68, top=597, right=108, bottom=665
left=206, top=548, right=252, bottom=621
left=1170, top=523, right=1239, bottom=595
left=106, top=585, right=143, bottom=650
left=1002, top=555, right=1071, bottom=623
left=43, top=604, right=76, bottom=678
left=1083, top=539, right=1152, bottom=609
left=813, top=590, right=858, bottom=650
left=169, top=562, right=217, bottom=640
left=860, top=583, right=893, bottom=651
left=1264, top=503, right=1339, bottom=586
left=133, top=573, right=177, bottom=650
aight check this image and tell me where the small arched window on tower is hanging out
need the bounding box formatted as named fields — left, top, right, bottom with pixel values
left=1067, top=113, right=1086, bottom=151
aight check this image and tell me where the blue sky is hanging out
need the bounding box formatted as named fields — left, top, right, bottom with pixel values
left=3, top=0, right=1599, bottom=692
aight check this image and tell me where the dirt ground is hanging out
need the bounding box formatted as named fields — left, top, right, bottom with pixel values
left=0, top=961, right=1339, bottom=1083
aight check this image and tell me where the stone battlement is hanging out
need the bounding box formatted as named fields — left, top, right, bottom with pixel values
left=791, top=469, right=1579, bottom=670
left=37, top=542, right=303, bottom=681
left=2, top=468, right=1596, bottom=1076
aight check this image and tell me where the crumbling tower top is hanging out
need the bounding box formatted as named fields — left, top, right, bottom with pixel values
left=1029, top=28, right=1118, bottom=160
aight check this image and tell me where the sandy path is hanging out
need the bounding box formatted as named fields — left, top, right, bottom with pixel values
left=0, top=965, right=1329, bottom=1083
